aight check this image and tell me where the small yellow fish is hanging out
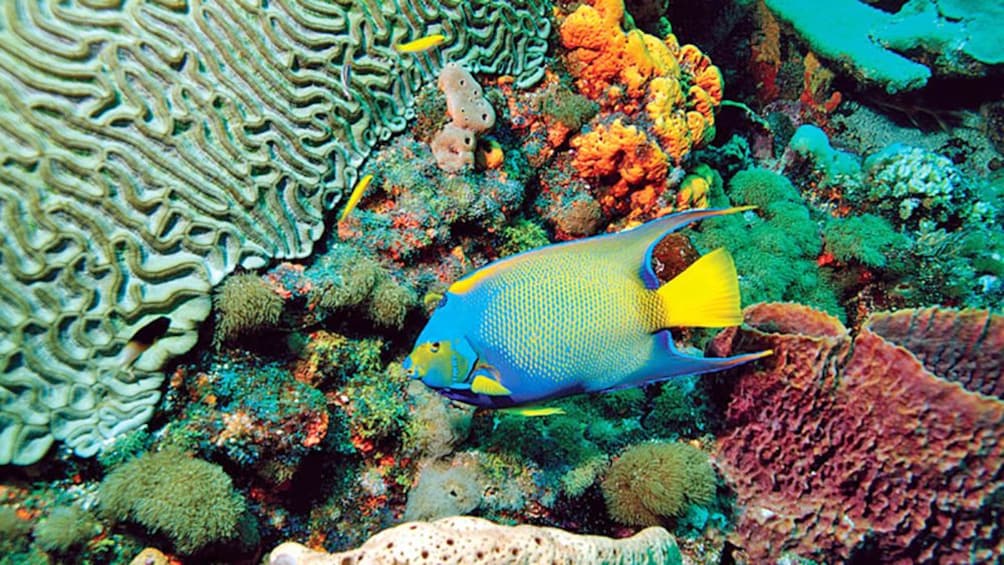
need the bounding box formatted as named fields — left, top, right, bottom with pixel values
left=340, top=174, right=374, bottom=222
left=395, top=33, right=445, bottom=53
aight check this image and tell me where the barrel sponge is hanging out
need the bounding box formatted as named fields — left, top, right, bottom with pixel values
left=267, top=516, right=683, bottom=564
left=431, top=123, right=478, bottom=172
left=439, top=63, right=496, bottom=133
left=0, top=0, right=550, bottom=465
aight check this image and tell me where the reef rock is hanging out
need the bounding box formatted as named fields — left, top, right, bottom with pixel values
left=267, top=516, right=682, bottom=564
left=711, top=303, right=1003, bottom=563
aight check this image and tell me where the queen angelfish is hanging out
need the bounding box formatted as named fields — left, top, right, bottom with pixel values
left=403, top=207, right=772, bottom=408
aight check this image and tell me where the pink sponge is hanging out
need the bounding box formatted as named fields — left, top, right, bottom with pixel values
left=438, top=63, right=495, bottom=132
left=430, top=123, right=476, bottom=173
left=430, top=64, right=495, bottom=171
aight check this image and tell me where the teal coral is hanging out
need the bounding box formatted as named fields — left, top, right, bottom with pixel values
left=99, top=447, right=246, bottom=554
left=822, top=214, right=906, bottom=268
left=499, top=219, right=552, bottom=256
left=766, top=0, right=1004, bottom=93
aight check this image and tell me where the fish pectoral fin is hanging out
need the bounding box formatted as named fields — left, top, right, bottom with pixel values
left=469, top=363, right=510, bottom=396
left=470, top=374, right=511, bottom=396
left=658, top=247, right=742, bottom=328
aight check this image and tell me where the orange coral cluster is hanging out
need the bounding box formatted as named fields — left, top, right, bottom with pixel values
left=560, top=0, right=724, bottom=165
left=570, top=119, right=668, bottom=217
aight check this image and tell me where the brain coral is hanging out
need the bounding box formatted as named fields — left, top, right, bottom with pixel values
left=710, top=303, right=1003, bottom=563
left=0, top=0, right=550, bottom=465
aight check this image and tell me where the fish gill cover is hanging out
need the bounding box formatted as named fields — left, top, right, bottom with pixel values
left=0, top=0, right=550, bottom=465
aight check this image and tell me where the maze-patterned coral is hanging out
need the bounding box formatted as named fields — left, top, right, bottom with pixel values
left=0, top=0, right=550, bottom=465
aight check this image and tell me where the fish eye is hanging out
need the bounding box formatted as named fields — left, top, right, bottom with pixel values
left=430, top=342, right=440, bottom=353
left=437, top=295, right=447, bottom=308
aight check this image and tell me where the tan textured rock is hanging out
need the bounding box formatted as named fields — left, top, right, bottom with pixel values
left=0, top=0, right=550, bottom=465
left=267, top=516, right=682, bottom=565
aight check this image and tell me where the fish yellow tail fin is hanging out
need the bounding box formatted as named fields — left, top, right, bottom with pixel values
left=657, top=247, right=743, bottom=328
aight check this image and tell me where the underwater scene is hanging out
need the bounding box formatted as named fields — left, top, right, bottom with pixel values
left=0, top=0, right=1002, bottom=563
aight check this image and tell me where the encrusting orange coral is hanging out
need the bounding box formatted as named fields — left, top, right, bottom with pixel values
left=570, top=119, right=668, bottom=216
left=561, top=0, right=725, bottom=172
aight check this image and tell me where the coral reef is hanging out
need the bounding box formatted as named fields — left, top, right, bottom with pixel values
left=711, top=302, right=1003, bottom=562
left=100, top=446, right=247, bottom=554
left=267, top=516, right=683, bottom=565
left=601, top=441, right=717, bottom=527
left=212, top=273, right=285, bottom=346
left=0, top=0, right=551, bottom=465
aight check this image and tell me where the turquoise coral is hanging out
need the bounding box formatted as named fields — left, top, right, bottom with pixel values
left=766, top=0, right=1004, bottom=93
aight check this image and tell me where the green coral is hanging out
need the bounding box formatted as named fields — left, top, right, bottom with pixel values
left=213, top=273, right=284, bottom=346
left=0, top=506, right=30, bottom=548
left=601, top=441, right=717, bottom=526
left=367, top=279, right=418, bottom=329
left=536, top=83, right=599, bottom=131
left=33, top=505, right=101, bottom=553
left=822, top=214, right=906, bottom=268
left=344, top=362, right=412, bottom=442
left=643, top=378, right=709, bottom=437
left=315, top=248, right=383, bottom=310
left=499, top=218, right=551, bottom=256
left=888, top=225, right=1004, bottom=309
left=694, top=167, right=843, bottom=319
left=560, top=455, right=609, bottom=498
left=311, top=245, right=417, bottom=328
left=97, top=427, right=152, bottom=470
left=99, top=447, right=246, bottom=554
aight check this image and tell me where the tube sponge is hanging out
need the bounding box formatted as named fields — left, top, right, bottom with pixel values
left=439, top=63, right=496, bottom=133
left=430, top=64, right=495, bottom=172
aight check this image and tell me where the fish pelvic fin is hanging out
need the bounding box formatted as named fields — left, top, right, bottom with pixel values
left=497, top=406, right=566, bottom=417
left=657, top=247, right=742, bottom=328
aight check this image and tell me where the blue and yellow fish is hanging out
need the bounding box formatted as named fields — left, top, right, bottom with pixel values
left=403, top=207, right=772, bottom=408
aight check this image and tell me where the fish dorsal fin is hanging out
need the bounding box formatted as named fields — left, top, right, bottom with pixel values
left=638, top=207, right=755, bottom=289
